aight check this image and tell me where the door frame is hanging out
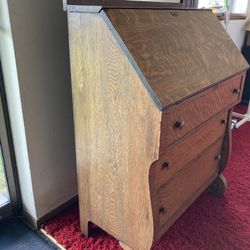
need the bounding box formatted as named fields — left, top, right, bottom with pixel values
left=0, top=61, right=21, bottom=220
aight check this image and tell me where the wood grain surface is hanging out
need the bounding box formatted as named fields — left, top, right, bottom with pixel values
left=68, top=12, right=162, bottom=250
left=153, top=111, right=228, bottom=189
left=161, top=74, right=244, bottom=147
left=157, top=138, right=223, bottom=229
left=105, top=9, right=249, bottom=109
left=219, top=110, right=233, bottom=174
left=66, top=7, right=248, bottom=250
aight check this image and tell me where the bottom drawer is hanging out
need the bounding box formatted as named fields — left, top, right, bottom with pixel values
left=157, top=138, right=223, bottom=229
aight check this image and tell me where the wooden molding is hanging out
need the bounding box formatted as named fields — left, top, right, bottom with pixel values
left=40, top=229, right=66, bottom=250
left=66, top=5, right=102, bottom=12
left=216, top=13, right=247, bottom=21
left=65, top=0, right=183, bottom=9
left=22, top=210, right=39, bottom=229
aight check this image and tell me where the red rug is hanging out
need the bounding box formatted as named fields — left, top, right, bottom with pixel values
left=42, top=106, right=250, bottom=250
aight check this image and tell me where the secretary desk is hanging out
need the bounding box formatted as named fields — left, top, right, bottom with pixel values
left=63, top=1, right=249, bottom=249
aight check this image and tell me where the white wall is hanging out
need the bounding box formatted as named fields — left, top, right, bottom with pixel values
left=0, top=0, right=37, bottom=218
left=223, top=19, right=248, bottom=48
left=221, top=1, right=250, bottom=49
left=1, top=0, right=77, bottom=219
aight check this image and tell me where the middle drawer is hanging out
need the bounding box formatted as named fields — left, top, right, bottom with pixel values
left=152, top=110, right=228, bottom=190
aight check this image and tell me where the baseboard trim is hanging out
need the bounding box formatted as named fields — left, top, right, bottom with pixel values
left=22, top=196, right=78, bottom=229
left=22, top=210, right=38, bottom=229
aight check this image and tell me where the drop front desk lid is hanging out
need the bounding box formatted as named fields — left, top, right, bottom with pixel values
left=65, top=0, right=249, bottom=110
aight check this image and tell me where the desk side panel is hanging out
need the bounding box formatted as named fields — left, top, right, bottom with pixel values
left=68, top=12, right=162, bottom=249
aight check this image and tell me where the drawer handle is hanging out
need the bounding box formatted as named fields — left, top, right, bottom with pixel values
left=175, top=120, right=184, bottom=129
left=233, top=88, right=240, bottom=94
left=221, top=119, right=226, bottom=126
left=215, top=155, right=222, bottom=161
left=159, top=207, right=167, bottom=215
left=162, top=161, right=170, bottom=170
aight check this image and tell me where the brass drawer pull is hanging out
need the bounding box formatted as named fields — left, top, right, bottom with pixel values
left=175, top=120, right=184, bottom=129
left=159, top=207, right=167, bottom=215
left=162, top=161, right=170, bottom=170
left=215, top=155, right=222, bottom=161
left=233, top=88, right=240, bottom=94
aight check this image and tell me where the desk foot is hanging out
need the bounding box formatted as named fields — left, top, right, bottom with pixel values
left=119, top=241, right=132, bottom=250
left=209, top=174, right=228, bottom=196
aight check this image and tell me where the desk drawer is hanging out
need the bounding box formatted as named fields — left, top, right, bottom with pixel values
left=157, top=138, right=223, bottom=229
left=161, top=74, right=244, bottom=148
left=154, top=111, right=228, bottom=189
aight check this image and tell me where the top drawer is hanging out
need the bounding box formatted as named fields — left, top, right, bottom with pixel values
left=160, top=73, right=244, bottom=150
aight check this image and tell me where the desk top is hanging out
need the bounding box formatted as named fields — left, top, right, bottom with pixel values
left=104, top=9, right=248, bottom=109
left=66, top=5, right=249, bottom=110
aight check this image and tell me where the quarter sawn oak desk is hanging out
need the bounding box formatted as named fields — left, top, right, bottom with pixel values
left=64, top=1, right=249, bottom=249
